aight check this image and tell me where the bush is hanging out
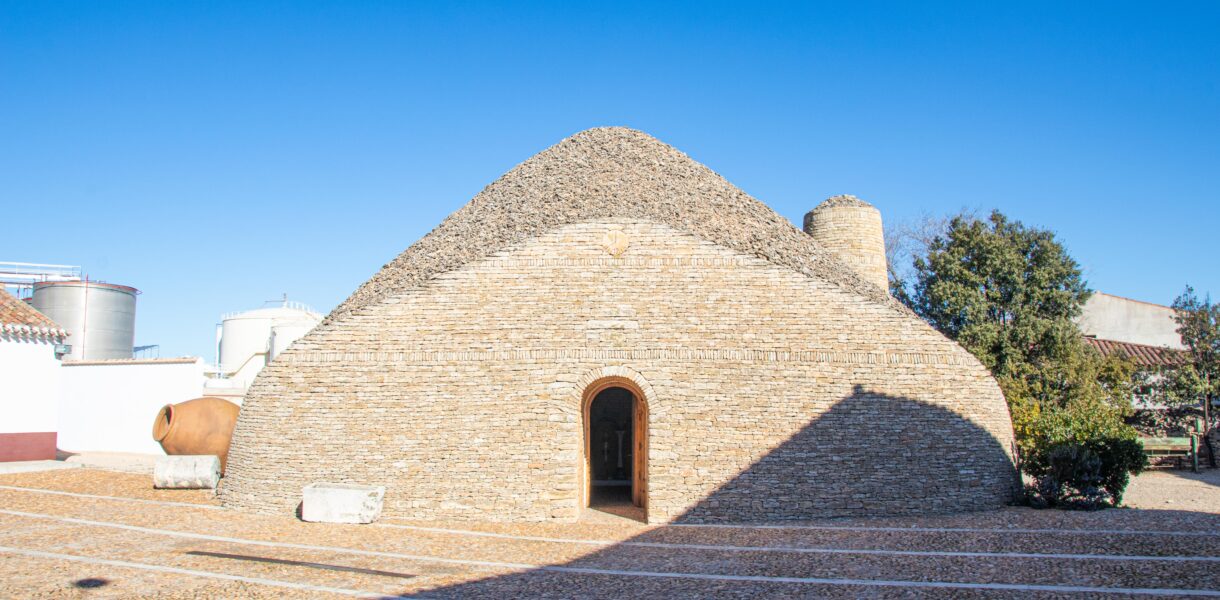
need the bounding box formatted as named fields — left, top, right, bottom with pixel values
left=1000, top=358, right=1139, bottom=464
left=1021, top=437, right=1147, bottom=509
left=1023, top=443, right=1106, bottom=509
left=1086, top=437, right=1148, bottom=505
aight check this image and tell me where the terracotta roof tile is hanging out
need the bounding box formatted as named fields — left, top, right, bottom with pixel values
left=0, top=288, right=61, bottom=329
left=1083, top=336, right=1188, bottom=367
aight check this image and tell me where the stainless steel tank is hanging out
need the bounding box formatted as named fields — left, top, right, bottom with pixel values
left=31, top=280, right=138, bottom=360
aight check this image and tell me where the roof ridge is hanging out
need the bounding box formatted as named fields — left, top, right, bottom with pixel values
left=1084, top=336, right=1185, bottom=351
left=1092, top=291, right=1173, bottom=310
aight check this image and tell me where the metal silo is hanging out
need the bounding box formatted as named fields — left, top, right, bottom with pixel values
left=218, top=309, right=274, bottom=384
left=31, top=280, right=138, bottom=360
left=216, top=300, right=321, bottom=388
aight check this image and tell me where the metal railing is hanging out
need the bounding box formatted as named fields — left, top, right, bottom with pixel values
left=0, top=262, right=83, bottom=284
left=219, top=298, right=319, bottom=321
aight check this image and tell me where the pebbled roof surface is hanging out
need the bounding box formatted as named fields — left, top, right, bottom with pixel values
left=325, top=127, right=901, bottom=325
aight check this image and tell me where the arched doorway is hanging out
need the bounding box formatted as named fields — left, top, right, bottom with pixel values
left=582, top=378, right=647, bottom=515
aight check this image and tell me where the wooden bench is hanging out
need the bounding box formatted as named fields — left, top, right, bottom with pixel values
left=1140, top=436, right=1195, bottom=469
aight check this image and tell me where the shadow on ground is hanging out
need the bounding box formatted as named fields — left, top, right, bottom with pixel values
left=392, top=388, right=1036, bottom=598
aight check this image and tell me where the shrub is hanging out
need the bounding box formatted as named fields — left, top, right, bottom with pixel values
left=1085, top=437, right=1147, bottom=505
left=1023, top=442, right=1106, bottom=509
left=1021, top=437, right=1147, bottom=509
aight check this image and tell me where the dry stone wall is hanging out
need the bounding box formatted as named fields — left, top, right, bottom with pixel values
left=222, top=221, right=1017, bottom=523
left=803, top=198, right=888, bottom=292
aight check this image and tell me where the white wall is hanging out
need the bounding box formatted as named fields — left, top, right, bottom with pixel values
left=1078, top=292, right=1186, bottom=349
left=58, top=358, right=206, bottom=455
left=0, top=336, right=61, bottom=435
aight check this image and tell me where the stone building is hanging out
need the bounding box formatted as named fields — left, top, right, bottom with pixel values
left=221, top=128, right=1017, bottom=523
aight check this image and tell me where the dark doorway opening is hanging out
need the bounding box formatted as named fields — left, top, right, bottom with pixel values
left=587, top=387, right=635, bottom=508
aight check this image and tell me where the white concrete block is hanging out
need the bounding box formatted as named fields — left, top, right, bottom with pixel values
left=153, top=455, right=220, bottom=489
left=301, top=483, right=385, bottom=524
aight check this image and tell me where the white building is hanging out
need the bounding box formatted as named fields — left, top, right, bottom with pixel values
left=58, top=357, right=207, bottom=455
left=1, top=284, right=322, bottom=461
left=1078, top=292, right=1189, bottom=413
left=0, top=289, right=68, bottom=461
left=1078, top=292, right=1186, bottom=350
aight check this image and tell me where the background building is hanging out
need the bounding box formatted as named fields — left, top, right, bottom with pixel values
left=1, top=262, right=318, bottom=460
left=1078, top=291, right=1186, bottom=352
left=0, top=289, right=67, bottom=461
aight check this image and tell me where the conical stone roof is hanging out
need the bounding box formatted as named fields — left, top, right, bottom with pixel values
left=326, top=127, right=900, bottom=325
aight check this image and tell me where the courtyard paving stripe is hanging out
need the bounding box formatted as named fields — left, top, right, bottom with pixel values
left=0, top=514, right=484, bottom=597
left=621, top=520, right=1220, bottom=558
left=2, top=486, right=1216, bottom=561
left=0, top=509, right=537, bottom=571
left=0, top=544, right=412, bottom=598
left=375, top=522, right=1220, bottom=563
left=2, top=509, right=1218, bottom=597
left=1, top=484, right=1213, bottom=540
left=0, top=484, right=222, bottom=509
left=671, top=521, right=1220, bottom=537
left=537, top=566, right=1220, bottom=597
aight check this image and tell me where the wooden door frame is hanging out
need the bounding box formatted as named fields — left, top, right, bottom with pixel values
left=581, top=377, right=648, bottom=514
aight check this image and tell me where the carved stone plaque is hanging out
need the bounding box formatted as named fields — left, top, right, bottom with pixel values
left=601, top=227, right=629, bottom=257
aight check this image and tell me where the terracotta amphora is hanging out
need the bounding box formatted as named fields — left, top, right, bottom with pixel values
left=152, top=397, right=241, bottom=473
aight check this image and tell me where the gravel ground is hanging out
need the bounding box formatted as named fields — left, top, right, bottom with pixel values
left=1124, top=468, right=1220, bottom=514
left=0, top=468, right=1217, bottom=598
left=0, top=469, right=218, bottom=506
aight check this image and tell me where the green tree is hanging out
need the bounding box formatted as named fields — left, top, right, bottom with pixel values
left=1169, top=286, right=1220, bottom=464
left=901, top=210, right=1141, bottom=469
left=907, top=210, right=1090, bottom=377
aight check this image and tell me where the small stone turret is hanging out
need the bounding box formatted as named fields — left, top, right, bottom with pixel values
left=803, top=195, right=888, bottom=293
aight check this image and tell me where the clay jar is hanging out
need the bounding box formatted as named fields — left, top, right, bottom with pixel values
left=152, top=397, right=241, bottom=473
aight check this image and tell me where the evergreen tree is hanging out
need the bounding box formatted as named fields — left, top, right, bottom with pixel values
left=901, top=210, right=1139, bottom=456
left=907, top=210, right=1089, bottom=376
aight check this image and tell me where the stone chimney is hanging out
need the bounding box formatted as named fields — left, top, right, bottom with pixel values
left=803, top=195, right=888, bottom=293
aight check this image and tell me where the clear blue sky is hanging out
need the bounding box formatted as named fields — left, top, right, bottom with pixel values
left=3, top=2, right=1217, bottom=360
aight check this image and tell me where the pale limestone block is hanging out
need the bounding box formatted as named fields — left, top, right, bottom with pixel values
left=153, top=455, right=220, bottom=489
left=301, top=483, right=385, bottom=524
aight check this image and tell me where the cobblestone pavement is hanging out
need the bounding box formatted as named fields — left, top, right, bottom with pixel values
left=0, top=468, right=1217, bottom=598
